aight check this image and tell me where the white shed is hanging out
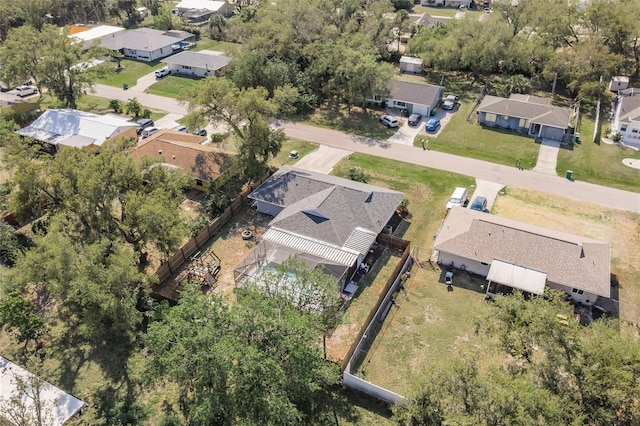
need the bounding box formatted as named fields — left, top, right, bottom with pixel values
left=400, top=56, right=423, bottom=74
left=609, top=76, right=630, bottom=92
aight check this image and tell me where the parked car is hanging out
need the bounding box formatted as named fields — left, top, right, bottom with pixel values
left=442, top=94, right=459, bottom=110
left=136, top=118, right=154, bottom=134
left=141, top=126, right=160, bottom=138
left=14, top=85, right=38, bottom=97
left=173, top=125, right=188, bottom=132
left=155, top=67, right=171, bottom=78
left=192, top=128, right=207, bottom=136
left=408, top=113, right=422, bottom=126
left=446, top=187, right=468, bottom=210
left=469, top=196, right=488, bottom=212
left=380, top=115, right=399, bottom=128
left=425, top=117, right=440, bottom=132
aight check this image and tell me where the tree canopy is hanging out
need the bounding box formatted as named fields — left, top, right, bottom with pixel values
left=395, top=291, right=640, bottom=425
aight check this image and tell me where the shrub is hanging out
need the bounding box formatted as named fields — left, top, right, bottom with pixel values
left=109, top=99, right=122, bottom=113
left=347, top=167, right=369, bottom=183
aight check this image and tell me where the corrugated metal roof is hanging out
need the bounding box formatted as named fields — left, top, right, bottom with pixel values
left=487, top=260, right=546, bottom=295
left=263, top=228, right=358, bottom=266
left=343, top=227, right=378, bottom=255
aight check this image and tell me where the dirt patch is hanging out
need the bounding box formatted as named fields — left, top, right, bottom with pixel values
left=493, top=187, right=640, bottom=324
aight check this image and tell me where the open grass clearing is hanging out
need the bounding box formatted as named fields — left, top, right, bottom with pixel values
left=94, top=58, right=165, bottom=88
left=39, top=93, right=166, bottom=121
left=301, top=98, right=400, bottom=140
left=411, top=5, right=475, bottom=17
left=557, top=114, right=640, bottom=193
left=190, top=39, right=241, bottom=56
left=146, top=74, right=201, bottom=98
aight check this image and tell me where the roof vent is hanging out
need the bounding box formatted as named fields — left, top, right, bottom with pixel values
left=365, top=192, right=373, bottom=203
left=158, top=150, right=163, bottom=155
left=172, top=155, right=176, bottom=160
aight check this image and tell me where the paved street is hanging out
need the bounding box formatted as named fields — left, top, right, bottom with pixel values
left=90, top=83, right=640, bottom=213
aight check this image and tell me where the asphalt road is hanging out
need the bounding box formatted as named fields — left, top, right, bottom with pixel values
left=91, top=84, right=640, bottom=213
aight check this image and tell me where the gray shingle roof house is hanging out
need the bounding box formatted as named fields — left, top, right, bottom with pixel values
left=100, top=28, right=194, bottom=62
left=235, top=166, right=404, bottom=290
left=386, top=80, right=444, bottom=117
left=433, top=207, right=611, bottom=305
left=477, top=94, right=573, bottom=141
left=162, top=50, right=230, bottom=77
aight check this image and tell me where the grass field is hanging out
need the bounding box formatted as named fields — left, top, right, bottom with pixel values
left=146, top=75, right=201, bottom=98
left=39, top=94, right=166, bottom=121
left=556, top=115, right=640, bottom=193
left=94, top=59, right=165, bottom=88
left=191, top=39, right=240, bottom=56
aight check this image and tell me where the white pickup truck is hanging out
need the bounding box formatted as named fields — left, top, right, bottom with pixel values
left=14, top=85, right=38, bottom=97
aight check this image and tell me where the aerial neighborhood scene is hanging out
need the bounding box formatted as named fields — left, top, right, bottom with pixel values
left=1, top=0, right=640, bottom=424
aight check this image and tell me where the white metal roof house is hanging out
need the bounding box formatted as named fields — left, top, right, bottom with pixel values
left=611, top=93, right=640, bottom=150
left=16, top=109, right=137, bottom=150
left=234, top=166, right=405, bottom=290
left=67, top=25, right=124, bottom=51
left=385, top=80, right=444, bottom=117
left=162, top=50, right=230, bottom=77
left=175, top=0, right=234, bottom=18
left=0, top=356, right=85, bottom=425
left=477, top=94, right=573, bottom=142
left=433, top=207, right=611, bottom=305
left=100, top=28, right=194, bottom=62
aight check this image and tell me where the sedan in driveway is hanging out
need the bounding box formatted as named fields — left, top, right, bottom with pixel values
left=408, top=113, right=422, bottom=126
left=425, top=118, right=440, bottom=132
left=469, top=196, right=488, bottom=212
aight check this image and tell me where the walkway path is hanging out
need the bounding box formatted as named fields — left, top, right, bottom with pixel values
left=88, top=84, right=640, bottom=213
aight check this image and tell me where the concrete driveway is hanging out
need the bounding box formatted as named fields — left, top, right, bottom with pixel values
left=154, top=113, right=183, bottom=130
left=469, top=179, right=505, bottom=211
left=533, top=139, right=560, bottom=175
left=387, top=119, right=424, bottom=146
left=131, top=71, right=160, bottom=92
left=294, top=145, right=352, bottom=174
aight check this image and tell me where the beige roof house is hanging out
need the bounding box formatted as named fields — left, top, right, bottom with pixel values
left=433, top=207, right=611, bottom=299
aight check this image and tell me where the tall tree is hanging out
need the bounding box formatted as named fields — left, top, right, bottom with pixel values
left=144, top=283, right=340, bottom=425
left=6, top=139, right=188, bottom=266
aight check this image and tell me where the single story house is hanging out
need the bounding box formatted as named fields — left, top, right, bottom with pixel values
left=130, top=129, right=231, bottom=190
left=399, top=56, right=423, bottom=74
left=368, top=80, right=444, bottom=116
left=477, top=94, right=573, bottom=141
left=175, top=0, right=234, bottom=17
left=611, top=94, right=640, bottom=150
left=433, top=207, right=611, bottom=305
left=67, top=24, right=124, bottom=51
left=0, top=356, right=85, bottom=424
left=413, top=13, right=449, bottom=28
left=16, top=109, right=137, bottom=150
left=234, top=166, right=405, bottom=291
left=609, top=76, right=630, bottom=92
left=162, top=50, right=231, bottom=77
left=100, top=28, right=194, bottom=62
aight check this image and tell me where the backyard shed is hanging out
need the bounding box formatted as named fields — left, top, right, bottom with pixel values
left=399, top=56, right=423, bottom=74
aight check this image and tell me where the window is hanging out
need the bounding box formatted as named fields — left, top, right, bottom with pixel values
left=518, top=118, right=529, bottom=128
left=571, top=288, right=584, bottom=295
left=395, top=101, right=406, bottom=107
left=632, top=129, right=639, bottom=134
left=480, top=262, right=489, bottom=266
left=621, top=124, right=628, bottom=132
left=485, top=113, right=496, bottom=123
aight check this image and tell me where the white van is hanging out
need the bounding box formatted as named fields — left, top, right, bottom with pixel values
left=446, top=187, right=468, bottom=210
left=141, top=127, right=160, bottom=138
left=155, top=67, right=170, bottom=78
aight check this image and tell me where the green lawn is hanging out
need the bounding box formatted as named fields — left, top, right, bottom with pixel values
left=191, top=39, right=241, bottom=56
left=274, top=139, right=319, bottom=167
left=146, top=75, right=201, bottom=99
left=94, top=59, right=165, bottom=88
left=556, top=115, right=640, bottom=193
left=415, top=102, right=540, bottom=169
left=302, top=99, right=400, bottom=140
left=40, top=93, right=167, bottom=122
left=411, top=5, right=482, bottom=18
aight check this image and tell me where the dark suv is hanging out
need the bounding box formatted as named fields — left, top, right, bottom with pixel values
left=136, top=118, right=154, bottom=135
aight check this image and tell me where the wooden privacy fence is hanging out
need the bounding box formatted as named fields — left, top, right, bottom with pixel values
left=153, top=174, right=270, bottom=289
left=341, top=238, right=411, bottom=372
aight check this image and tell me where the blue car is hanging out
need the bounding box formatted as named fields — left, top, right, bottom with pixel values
left=425, top=118, right=440, bottom=132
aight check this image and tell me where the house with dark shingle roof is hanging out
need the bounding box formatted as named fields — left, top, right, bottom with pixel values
left=433, top=207, right=611, bottom=305
left=162, top=50, right=230, bottom=78
left=386, top=81, right=444, bottom=117
left=234, top=166, right=405, bottom=290
left=477, top=94, right=573, bottom=141
left=130, top=129, right=232, bottom=190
